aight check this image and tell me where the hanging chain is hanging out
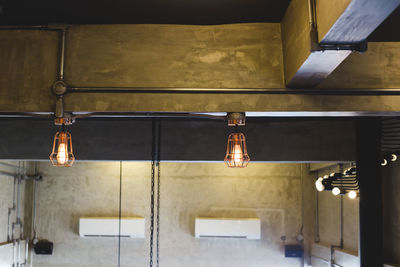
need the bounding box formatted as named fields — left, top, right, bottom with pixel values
left=149, top=120, right=156, bottom=267
left=150, top=119, right=161, bottom=267
left=156, top=120, right=161, bottom=267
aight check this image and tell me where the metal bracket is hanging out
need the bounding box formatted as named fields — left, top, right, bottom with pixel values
left=227, top=112, right=246, bottom=126
left=310, top=28, right=368, bottom=53
left=52, top=80, right=68, bottom=96
left=16, top=174, right=43, bottom=181
left=54, top=113, right=75, bottom=125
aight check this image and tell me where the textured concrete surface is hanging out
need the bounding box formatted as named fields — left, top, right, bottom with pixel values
left=316, top=0, right=352, bottom=42
left=32, top=161, right=311, bottom=267
left=0, top=161, right=29, bottom=266
left=311, top=164, right=359, bottom=252
left=319, top=42, right=400, bottom=89
left=0, top=30, right=58, bottom=112
left=281, top=0, right=311, bottom=84
left=311, top=243, right=359, bottom=267
left=0, top=161, right=26, bottom=243
left=1, top=25, right=400, bottom=113
left=66, top=24, right=284, bottom=89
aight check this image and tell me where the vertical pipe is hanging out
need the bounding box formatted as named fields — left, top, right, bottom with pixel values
left=8, top=176, right=17, bottom=241
left=340, top=195, right=344, bottom=248
left=315, top=172, right=320, bottom=243
left=357, top=118, right=383, bottom=267
left=339, top=164, right=344, bottom=249
left=58, top=29, right=67, bottom=80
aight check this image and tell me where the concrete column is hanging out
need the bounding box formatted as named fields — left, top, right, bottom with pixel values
left=356, top=117, right=383, bottom=266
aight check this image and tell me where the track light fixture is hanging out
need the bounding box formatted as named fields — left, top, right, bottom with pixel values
left=224, top=112, right=250, bottom=168
left=49, top=118, right=75, bottom=167
left=381, top=153, right=398, bottom=167
left=315, top=167, right=358, bottom=199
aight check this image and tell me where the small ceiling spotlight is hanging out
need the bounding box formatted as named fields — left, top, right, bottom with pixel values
left=381, top=158, right=388, bottom=166
left=347, top=190, right=358, bottom=199
left=224, top=112, right=250, bottom=168
left=332, top=187, right=341, bottom=196
left=391, top=154, right=398, bottom=162
left=49, top=118, right=75, bottom=167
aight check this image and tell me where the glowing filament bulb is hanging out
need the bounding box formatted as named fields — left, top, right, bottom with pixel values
left=57, top=143, right=68, bottom=165
left=233, top=144, right=243, bottom=164
left=49, top=130, right=75, bottom=167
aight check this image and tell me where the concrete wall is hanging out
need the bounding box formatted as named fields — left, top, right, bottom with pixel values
left=309, top=164, right=360, bottom=267
left=0, top=161, right=29, bottom=266
left=32, top=161, right=313, bottom=267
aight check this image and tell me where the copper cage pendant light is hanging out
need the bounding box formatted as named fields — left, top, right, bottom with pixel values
left=224, top=132, right=250, bottom=168
left=224, top=113, right=250, bottom=168
left=49, top=125, right=75, bottom=167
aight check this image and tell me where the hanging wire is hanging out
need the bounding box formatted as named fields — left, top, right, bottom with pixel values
left=118, top=161, right=122, bottom=267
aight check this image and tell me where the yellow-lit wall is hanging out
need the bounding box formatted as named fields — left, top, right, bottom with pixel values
left=32, top=161, right=312, bottom=267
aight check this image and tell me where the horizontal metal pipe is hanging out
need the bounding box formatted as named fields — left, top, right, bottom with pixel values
left=75, top=112, right=227, bottom=120
left=0, top=162, right=20, bottom=168
left=68, top=87, right=400, bottom=96
left=0, top=25, right=65, bottom=31
left=0, top=171, right=15, bottom=177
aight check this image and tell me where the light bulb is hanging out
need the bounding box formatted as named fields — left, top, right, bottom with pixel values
left=315, top=181, right=325, bottom=192
left=332, top=187, right=341, bottom=196
left=224, top=132, right=249, bottom=168
left=233, top=144, right=243, bottom=164
left=50, top=130, right=75, bottom=167
left=56, top=143, right=68, bottom=165
left=391, top=154, right=398, bottom=162
left=348, top=190, right=357, bottom=199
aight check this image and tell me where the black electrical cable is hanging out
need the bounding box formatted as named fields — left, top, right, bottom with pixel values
left=118, top=161, right=122, bottom=267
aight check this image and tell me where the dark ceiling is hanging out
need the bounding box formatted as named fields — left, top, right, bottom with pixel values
left=368, top=6, right=400, bottom=42
left=0, top=0, right=292, bottom=25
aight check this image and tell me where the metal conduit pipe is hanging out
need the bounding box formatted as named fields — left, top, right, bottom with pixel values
left=315, top=176, right=320, bottom=243
left=12, top=239, right=16, bottom=267
left=0, top=170, right=16, bottom=177
left=0, top=162, right=20, bottom=169
left=8, top=176, right=17, bottom=242
left=68, top=87, right=400, bottom=96
left=330, top=165, right=345, bottom=267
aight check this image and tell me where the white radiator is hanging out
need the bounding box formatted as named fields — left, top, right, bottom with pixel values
left=79, top=217, right=145, bottom=238
left=195, top=217, right=261, bottom=239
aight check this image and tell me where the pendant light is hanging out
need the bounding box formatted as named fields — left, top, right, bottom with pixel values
left=49, top=122, right=75, bottom=167
left=224, top=113, right=250, bottom=168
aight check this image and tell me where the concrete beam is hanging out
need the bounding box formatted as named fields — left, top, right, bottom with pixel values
left=1, top=25, right=400, bottom=114
left=0, top=118, right=356, bottom=162
left=317, top=0, right=400, bottom=44
left=282, top=0, right=400, bottom=88
left=318, top=42, right=400, bottom=88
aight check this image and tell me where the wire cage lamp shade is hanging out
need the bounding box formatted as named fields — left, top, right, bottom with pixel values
left=224, top=132, right=250, bottom=168
left=49, top=131, right=75, bottom=167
